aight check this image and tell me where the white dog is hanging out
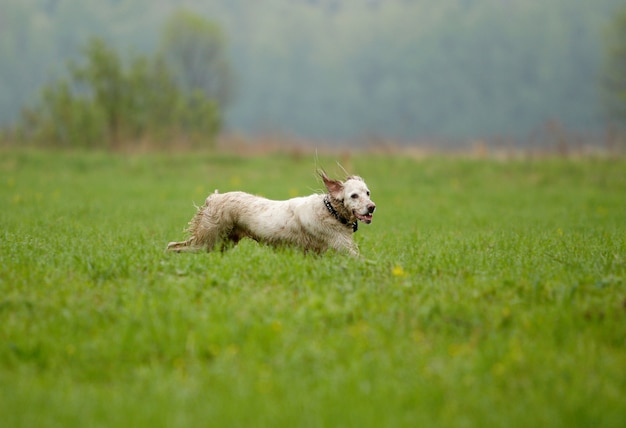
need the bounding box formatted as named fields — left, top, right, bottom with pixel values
left=167, top=171, right=376, bottom=256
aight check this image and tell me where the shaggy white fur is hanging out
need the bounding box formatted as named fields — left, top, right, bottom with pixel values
left=167, top=172, right=376, bottom=256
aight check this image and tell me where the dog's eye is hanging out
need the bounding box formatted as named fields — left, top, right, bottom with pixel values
left=366, top=191, right=370, bottom=196
left=351, top=193, right=359, bottom=199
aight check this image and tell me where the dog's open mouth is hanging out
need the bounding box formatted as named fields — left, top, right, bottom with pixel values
left=354, top=211, right=373, bottom=224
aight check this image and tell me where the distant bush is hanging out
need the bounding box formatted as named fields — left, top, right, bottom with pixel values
left=15, top=12, right=230, bottom=150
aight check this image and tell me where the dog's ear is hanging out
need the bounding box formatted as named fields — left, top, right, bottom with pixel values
left=319, top=170, right=344, bottom=199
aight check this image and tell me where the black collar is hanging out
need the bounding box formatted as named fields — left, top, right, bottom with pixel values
left=323, top=196, right=358, bottom=232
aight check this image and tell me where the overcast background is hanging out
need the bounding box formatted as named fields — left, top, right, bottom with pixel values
left=1, top=0, right=623, bottom=145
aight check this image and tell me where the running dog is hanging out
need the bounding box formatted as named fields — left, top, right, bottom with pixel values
left=167, top=171, right=375, bottom=256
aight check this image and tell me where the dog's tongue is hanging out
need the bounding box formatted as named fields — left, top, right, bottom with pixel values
left=356, top=213, right=373, bottom=224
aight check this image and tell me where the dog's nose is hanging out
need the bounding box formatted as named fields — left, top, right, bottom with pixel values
left=367, top=203, right=376, bottom=214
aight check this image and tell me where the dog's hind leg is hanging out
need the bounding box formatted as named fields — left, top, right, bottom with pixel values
left=167, top=238, right=202, bottom=253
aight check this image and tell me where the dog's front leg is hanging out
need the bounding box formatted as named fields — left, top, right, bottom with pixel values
left=329, top=238, right=359, bottom=257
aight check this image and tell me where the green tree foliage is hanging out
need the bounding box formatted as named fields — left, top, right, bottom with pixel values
left=160, top=9, right=233, bottom=108
left=70, top=39, right=126, bottom=146
left=19, top=79, right=106, bottom=149
left=15, top=13, right=227, bottom=149
left=602, top=7, right=626, bottom=127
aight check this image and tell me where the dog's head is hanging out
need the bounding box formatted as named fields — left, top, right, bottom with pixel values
left=321, top=172, right=376, bottom=224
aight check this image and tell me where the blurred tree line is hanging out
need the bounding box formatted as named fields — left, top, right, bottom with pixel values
left=602, top=7, right=626, bottom=130
left=0, top=0, right=624, bottom=147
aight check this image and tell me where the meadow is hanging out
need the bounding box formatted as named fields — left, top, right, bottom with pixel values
left=1, top=149, right=625, bottom=427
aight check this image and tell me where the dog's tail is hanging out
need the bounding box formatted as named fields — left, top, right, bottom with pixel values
left=167, top=189, right=220, bottom=253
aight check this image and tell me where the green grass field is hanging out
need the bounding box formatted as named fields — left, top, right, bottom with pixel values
left=1, top=150, right=625, bottom=427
